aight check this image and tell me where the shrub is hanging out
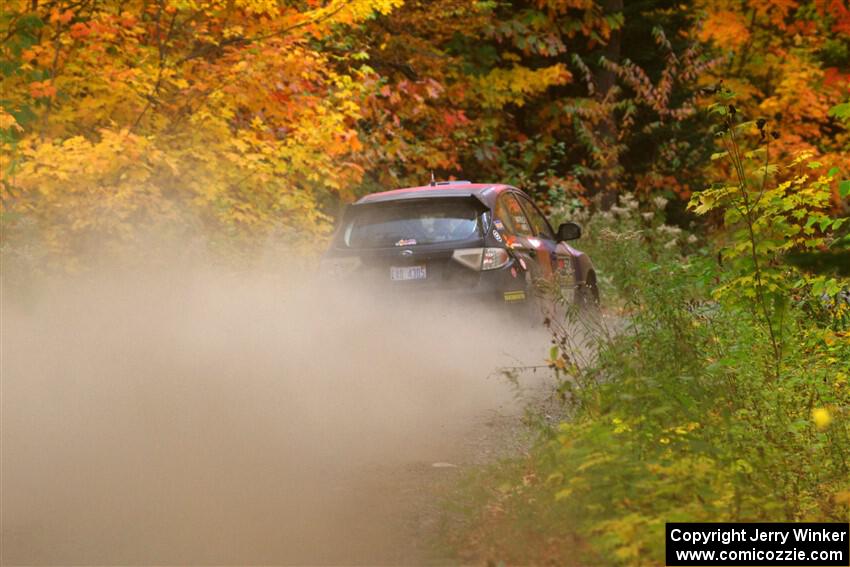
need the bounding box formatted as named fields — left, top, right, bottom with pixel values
left=442, top=118, right=850, bottom=562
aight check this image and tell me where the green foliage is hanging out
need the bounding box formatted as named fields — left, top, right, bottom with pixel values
left=829, top=102, right=850, bottom=123
left=444, top=177, right=850, bottom=564
left=692, top=95, right=849, bottom=357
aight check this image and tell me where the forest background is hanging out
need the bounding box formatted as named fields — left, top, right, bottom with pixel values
left=2, top=1, right=850, bottom=564
left=2, top=0, right=848, bottom=266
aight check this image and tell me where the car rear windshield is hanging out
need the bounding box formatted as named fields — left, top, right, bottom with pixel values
left=343, top=198, right=485, bottom=248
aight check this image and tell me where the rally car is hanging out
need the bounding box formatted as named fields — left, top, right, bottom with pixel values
left=320, top=181, right=598, bottom=308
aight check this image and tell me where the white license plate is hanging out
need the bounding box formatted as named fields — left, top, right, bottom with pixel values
left=390, top=265, right=427, bottom=281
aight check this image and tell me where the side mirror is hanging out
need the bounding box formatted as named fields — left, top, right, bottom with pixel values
left=557, top=222, right=582, bottom=241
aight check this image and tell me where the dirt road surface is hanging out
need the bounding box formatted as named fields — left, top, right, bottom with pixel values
left=1, top=269, right=553, bottom=565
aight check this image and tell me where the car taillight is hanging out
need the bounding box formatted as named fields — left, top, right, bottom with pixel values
left=451, top=248, right=510, bottom=271
left=482, top=248, right=510, bottom=270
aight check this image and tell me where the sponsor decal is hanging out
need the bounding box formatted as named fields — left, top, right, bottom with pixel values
left=503, top=290, right=526, bottom=302
left=394, top=238, right=417, bottom=247
left=492, top=230, right=503, bottom=242
left=493, top=219, right=505, bottom=230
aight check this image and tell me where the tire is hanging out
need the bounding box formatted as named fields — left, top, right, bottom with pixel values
left=575, top=271, right=601, bottom=325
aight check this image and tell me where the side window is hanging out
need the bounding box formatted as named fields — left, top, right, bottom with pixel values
left=495, top=194, right=533, bottom=237
left=517, top=195, right=555, bottom=240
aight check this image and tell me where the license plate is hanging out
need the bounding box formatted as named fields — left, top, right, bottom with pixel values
left=390, top=265, right=427, bottom=281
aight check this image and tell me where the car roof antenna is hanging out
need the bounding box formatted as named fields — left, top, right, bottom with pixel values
left=430, top=171, right=436, bottom=187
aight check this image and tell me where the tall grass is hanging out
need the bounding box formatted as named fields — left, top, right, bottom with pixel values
left=441, top=192, right=850, bottom=565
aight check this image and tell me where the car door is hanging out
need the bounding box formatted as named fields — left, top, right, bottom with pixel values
left=494, top=192, right=551, bottom=280
left=513, top=192, right=562, bottom=278
left=514, top=193, right=579, bottom=287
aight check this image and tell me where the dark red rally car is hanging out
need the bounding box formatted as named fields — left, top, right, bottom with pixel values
left=321, top=181, right=599, bottom=308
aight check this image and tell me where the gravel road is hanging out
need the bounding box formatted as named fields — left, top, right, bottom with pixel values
left=2, top=269, right=555, bottom=565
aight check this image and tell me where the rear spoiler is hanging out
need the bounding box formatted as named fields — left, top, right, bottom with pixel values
left=350, top=191, right=489, bottom=208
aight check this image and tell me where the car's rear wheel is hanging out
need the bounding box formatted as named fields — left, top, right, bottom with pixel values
left=577, top=271, right=600, bottom=308
left=573, top=271, right=601, bottom=330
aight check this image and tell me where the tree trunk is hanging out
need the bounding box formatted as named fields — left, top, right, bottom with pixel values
left=593, top=0, right=623, bottom=210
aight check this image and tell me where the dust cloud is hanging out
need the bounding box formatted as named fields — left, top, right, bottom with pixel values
left=1, top=258, right=553, bottom=565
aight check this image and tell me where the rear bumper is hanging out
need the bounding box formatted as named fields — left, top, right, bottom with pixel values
left=325, top=260, right=530, bottom=305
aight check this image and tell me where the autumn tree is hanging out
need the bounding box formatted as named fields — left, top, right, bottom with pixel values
left=1, top=0, right=400, bottom=264
left=2, top=0, right=847, bottom=268
left=697, top=0, right=850, bottom=198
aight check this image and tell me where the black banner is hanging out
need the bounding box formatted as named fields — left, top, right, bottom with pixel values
left=666, top=523, right=849, bottom=566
